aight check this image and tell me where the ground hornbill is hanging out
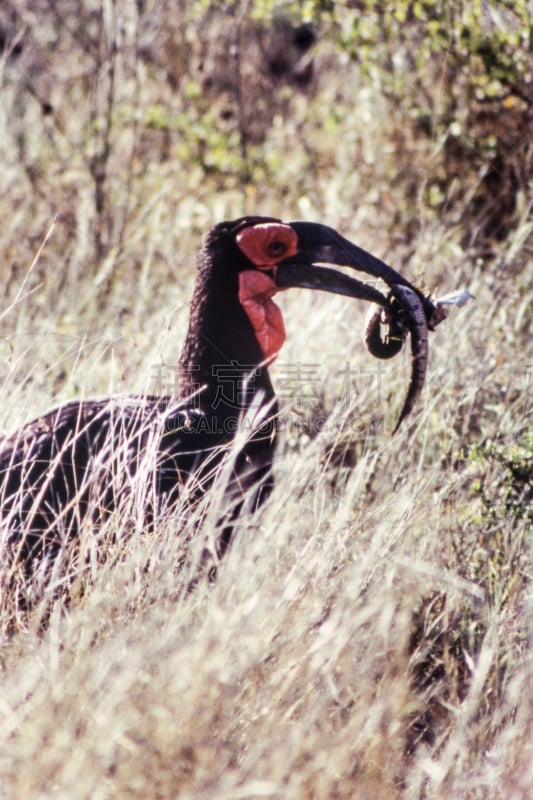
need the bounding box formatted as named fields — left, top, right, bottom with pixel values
left=0, top=216, right=446, bottom=583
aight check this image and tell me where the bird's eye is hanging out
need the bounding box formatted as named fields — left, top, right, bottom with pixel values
left=236, top=222, right=298, bottom=266
left=267, top=240, right=288, bottom=258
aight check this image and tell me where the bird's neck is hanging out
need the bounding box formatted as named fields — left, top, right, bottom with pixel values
left=178, top=266, right=277, bottom=420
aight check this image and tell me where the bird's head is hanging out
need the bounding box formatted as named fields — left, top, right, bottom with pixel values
left=201, top=216, right=437, bottom=430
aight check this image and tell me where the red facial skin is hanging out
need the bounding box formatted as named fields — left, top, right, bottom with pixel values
left=236, top=223, right=299, bottom=363
left=238, top=270, right=286, bottom=363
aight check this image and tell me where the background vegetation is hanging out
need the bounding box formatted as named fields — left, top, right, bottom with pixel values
left=0, top=0, right=532, bottom=797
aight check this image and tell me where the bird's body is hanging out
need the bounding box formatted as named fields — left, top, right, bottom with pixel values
left=1, top=216, right=437, bottom=584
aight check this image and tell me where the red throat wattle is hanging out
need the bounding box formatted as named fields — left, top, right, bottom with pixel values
left=238, top=270, right=286, bottom=363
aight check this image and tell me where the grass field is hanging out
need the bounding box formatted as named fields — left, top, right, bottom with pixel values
left=0, top=2, right=532, bottom=798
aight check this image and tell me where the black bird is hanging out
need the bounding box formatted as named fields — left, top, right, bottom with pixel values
left=0, top=216, right=434, bottom=578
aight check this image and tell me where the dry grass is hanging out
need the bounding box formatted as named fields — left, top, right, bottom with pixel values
left=1, top=3, right=532, bottom=798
